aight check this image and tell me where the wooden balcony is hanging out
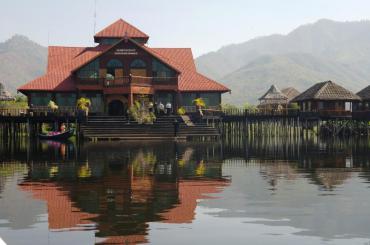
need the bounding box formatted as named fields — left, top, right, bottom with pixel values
left=300, top=110, right=353, bottom=119
left=76, top=75, right=178, bottom=88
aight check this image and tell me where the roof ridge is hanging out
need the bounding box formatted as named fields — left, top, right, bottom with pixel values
left=314, top=81, right=330, bottom=99
left=94, top=18, right=149, bottom=39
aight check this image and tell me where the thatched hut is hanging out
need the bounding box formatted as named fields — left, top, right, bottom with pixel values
left=281, top=87, right=300, bottom=102
left=0, top=83, right=15, bottom=101
left=292, top=81, right=360, bottom=116
left=356, top=85, right=370, bottom=110
left=258, top=85, right=288, bottom=110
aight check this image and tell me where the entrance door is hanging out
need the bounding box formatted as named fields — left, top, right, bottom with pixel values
left=108, top=100, right=125, bottom=116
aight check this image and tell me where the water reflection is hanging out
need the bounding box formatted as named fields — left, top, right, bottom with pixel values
left=0, top=137, right=370, bottom=244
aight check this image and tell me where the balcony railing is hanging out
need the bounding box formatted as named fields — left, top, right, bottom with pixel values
left=0, top=106, right=77, bottom=117
left=76, top=75, right=178, bottom=88
left=300, top=110, right=353, bottom=118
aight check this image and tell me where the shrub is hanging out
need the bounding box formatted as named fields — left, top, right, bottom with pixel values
left=77, top=97, right=91, bottom=111
left=193, top=98, right=206, bottom=108
left=177, top=107, right=186, bottom=115
left=48, top=100, right=58, bottom=110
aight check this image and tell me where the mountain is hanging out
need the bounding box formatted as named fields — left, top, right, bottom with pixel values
left=196, top=19, right=370, bottom=104
left=0, top=35, right=47, bottom=93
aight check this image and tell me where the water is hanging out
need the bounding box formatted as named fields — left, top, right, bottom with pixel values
left=1, top=137, right=370, bottom=244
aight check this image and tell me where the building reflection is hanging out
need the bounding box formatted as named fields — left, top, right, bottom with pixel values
left=18, top=141, right=229, bottom=244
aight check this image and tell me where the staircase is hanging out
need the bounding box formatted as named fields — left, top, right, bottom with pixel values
left=80, top=115, right=220, bottom=140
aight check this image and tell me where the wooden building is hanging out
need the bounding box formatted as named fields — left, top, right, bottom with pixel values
left=18, top=19, right=229, bottom=115
left=281, top=87, right=300, bottom=103
left=292, top=81, right=360, bottom=117
left=356, top=85, right=370, bottom=110
left=258, top=85, right=288, bottom=110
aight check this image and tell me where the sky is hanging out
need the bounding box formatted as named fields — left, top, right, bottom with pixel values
left=0, top=0, right=370, bottom=57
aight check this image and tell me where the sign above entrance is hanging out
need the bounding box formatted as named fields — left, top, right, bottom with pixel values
left=114, top=48, right=138, bottom=56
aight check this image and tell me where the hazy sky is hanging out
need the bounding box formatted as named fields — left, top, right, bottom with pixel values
left=1, top=0, right=369, bottom=57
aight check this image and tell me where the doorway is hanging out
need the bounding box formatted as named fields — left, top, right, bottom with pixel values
left=108, top=100, right=125, bottom=116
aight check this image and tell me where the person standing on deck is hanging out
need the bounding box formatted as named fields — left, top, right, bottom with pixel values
left=173, top=119, right=179, bottom=137
left=166, top=102, right=172, bottom=115
left=148, top=101, right=154, bottom=113
left=60, top=123, right=66, bottom=132
left=158, top=102, right=165, bottom=115
left=153, top=101, right=158, bottom=115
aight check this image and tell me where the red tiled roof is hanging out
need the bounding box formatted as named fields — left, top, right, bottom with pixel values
left=19, top=45, right=112, bottom=92
left=18, top=19, right=229, bottom=93
left=153, top=48, right=230, bottom=92
left=94, top=19, right=149, bottom=40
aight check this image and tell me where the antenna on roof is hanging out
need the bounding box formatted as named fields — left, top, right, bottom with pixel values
left=93, top=0, right=97, bottom=35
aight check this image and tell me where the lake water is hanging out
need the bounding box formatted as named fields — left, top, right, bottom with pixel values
left=1, top=137, right=370, bottom=244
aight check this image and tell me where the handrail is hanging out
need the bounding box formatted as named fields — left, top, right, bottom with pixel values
left=0, top=106, right=78, bottom=117
left=76, top=75, right=178, bottom=87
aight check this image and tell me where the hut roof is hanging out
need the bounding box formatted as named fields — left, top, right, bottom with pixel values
left=259, top=85, right=288, bottom=101
left=281, top=87, right=300, bottom=102
left=292, top=81, right=360, bottom=102
left=357, top=85, right=370, bottom=101
left=0, top=83, right=15, bottom=101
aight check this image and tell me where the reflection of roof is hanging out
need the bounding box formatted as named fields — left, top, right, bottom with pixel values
left=19, top=176, right=229, bottom=243
left=259, top=85, right=288, bottom=101
left=19, top=182, right=97, bottom=229
left=315, top=169, right=352, bottom=189
left=160, top=179, right=229, bottom=223
left=293, top=81, right=361, bottom=102
left=18, top=19, right=229, bottom=93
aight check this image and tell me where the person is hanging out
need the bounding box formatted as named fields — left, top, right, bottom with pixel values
left=158, top=102, right=165, bottom=115
left=165, top=102, right=172, bottom=115
left=148, top=101, right=154, bottom=113
left=173, top=119, right=179, bottom=137
left=153, top=102, right=158, bottom=115
left=60, top=123, right=66, bottom=132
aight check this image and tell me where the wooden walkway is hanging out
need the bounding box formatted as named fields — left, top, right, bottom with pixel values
left=2, top=107, right=370, bottom=139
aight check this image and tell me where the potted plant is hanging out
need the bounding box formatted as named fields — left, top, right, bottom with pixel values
left=77, top=97, right=91, bottom=117
left=47, top=100, right=58, bottom=116
left=177, top=106, right=186, bottom=115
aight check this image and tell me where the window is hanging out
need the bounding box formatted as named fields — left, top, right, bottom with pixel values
left=199, top=93, right=220, bottom=106
left=152, top=59, right=175, bottom=78
left=182, top=93, right=197, bottom=106
left=106, top=59, right=123, bottom=77
left=77, top=59, right=99, bottom=79
left=156, top=93, right=173, bottom=104
left=30, top=93, right=52, bottom=106
left=56, top=93, right=76, bottom=107
left=130, top=59, right=146, bottom=69
left=130, top=59, right=147, bottom=78
left=99, top=38, right=121, bottom=45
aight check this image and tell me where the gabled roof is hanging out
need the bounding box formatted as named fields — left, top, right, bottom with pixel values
left=94, top=19, right=149, bottom=42
left=153, top=48, right=230, bottom=92
left=357, top=85, right=370, bottom=101
left=293, top=81, right=361, bottom=102
left=259, top=85, right=288, bottom=101
left=18, top=19, right=230, bottom=93
left=19, top=45, right=112, bottom=92
left=282, top=87, right=300, bottom=102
